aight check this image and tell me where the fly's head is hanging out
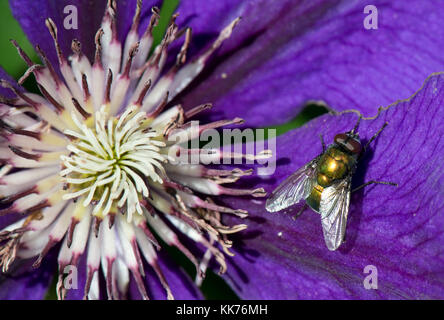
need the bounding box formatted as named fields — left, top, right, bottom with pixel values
left=334, top=131, right=362, bottom=156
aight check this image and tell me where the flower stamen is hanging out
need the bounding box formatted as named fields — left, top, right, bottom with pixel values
left=61, top=107, right=167, bottom=221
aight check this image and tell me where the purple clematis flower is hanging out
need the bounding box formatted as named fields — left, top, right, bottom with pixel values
left=1, top=0, right=444, bottom=300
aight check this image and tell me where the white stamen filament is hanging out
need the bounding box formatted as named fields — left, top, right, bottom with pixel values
left=61, top=106, right=166, bottom=219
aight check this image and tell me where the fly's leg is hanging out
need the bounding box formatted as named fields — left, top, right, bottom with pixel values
left=292, top=203, right=308, bottom=220
left=350, top=114, right=362, bottom=134
left=359, top=122, right=388, bottom=160
left=352, top=180, right=398, bottom=193
left=319, top=134, right=326, bottom=152
left=354, top=122, right=397, bottom=192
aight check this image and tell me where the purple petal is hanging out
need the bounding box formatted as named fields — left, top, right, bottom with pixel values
left=116, top=0, right=163, bottom=40
left=223, top=73, right=444, bottom=299
left=0, top=253, right=57, bottom=300
left=177, top=0, right=444, bottom=127
left=175, top=0, right=244, bottom=58
left=0, top=213, right=22, bottom=236
left=0, top=66, right=19, bottom=98
left=8, top=0, right=160, bottom=67
left=9, top=0, right=106, bottom=67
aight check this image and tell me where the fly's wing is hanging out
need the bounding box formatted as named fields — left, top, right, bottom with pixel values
left=265, top=158, right=318, bottom=213
left=319, top=178, right=351, bottom=251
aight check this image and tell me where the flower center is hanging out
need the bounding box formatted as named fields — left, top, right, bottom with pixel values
left=61, top=106, right=167, bottom=221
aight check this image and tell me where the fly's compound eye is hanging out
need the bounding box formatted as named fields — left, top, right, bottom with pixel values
left=334, top=133, right=362, bottom=154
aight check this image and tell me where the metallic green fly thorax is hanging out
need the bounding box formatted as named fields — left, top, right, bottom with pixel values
left=317, top=146, right=357, bottom=186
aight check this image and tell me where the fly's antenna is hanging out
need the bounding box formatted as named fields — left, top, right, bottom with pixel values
left=351, top=115, right=362, bottom=134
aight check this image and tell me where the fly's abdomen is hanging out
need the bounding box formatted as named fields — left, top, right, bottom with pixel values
left=306, top=184, right=323, bottom=213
